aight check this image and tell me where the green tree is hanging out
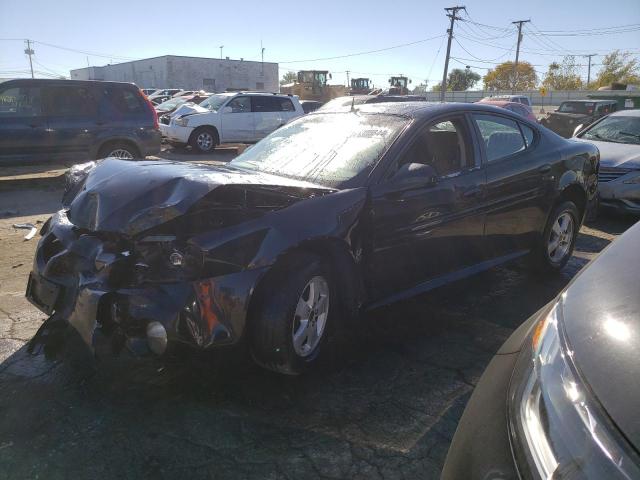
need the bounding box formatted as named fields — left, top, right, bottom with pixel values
left=280, top=71, right=297, bottom=86
left=447, top=68, right=481, bottom=90
left=543, top=56, right=583, bottom=90
left=594, top=50, right=640, bottom=88
left=483, top=61, right=537, bottom=90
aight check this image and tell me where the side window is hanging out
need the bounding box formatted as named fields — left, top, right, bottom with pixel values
left=277, top=98, right=295, bottom=112
left=0, top=87, right=42, bottom=117
left=610, top=103, right=618, bottom=112
left=251, top=96, right=279, bottom=112
left=105, top=88, right=145, bottom=115
left=399, top=117, right=471, bottom=177
left=473, top=114, right=526, bottom=162
left=47, top=87, right=98, bottom=117
left=227, top=96, right=251, bottom=113
left=519, top=123, right=535, bottom=147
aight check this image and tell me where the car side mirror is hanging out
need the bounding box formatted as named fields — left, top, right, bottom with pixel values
left=572, top=124, right=584, bottom=137
left=221, top=106, right=233, bottom=113
left=391, top=163, right=438, bottom=189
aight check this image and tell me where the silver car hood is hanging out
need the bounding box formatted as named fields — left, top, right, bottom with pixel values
left=171, top=103, right=209, bottom=118
left=575, top=138, right=640, bottom=169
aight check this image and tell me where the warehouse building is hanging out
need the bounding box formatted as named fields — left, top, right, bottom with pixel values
left=70, top=55, right=279, bottom=92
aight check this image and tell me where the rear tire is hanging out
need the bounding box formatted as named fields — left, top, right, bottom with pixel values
left=530, top=201, right=579, bottom=273
left=97, top=141, right=140, bottom=160
left=189, top=126, right=218, bottom=153
left=249, top=253, right=335, bottom=375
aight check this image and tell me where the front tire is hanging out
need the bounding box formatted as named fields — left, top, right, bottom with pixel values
left=189, top=126, right=218, bottom=153
left=530, top=201, right=579, bottom=273
left=249, top=253, right=334, bottom=375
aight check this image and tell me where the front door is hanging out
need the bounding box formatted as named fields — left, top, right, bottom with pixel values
left=472, top=113, right=553, bottom=257
left=220, top=96, right=255, bottom=142
left=0, top=84, right=49, bottom=164
left=369, top=115, right=487, bottom=300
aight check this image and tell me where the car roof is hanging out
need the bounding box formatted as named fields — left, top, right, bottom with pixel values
left=224, top=91, right=294, bottom=98
left=478, top=100, right=515, bottom=107
left=609, top=109, right=640, bottom=117
left=561, top=99, right=616, bottom=104
left=313, top=101, right=533, bottom=120
left=1, top=78, right=138, bottom=89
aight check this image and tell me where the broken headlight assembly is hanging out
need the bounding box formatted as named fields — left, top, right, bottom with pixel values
left=508, top=301, right=640, bottom=479
left=133, top=235, right=204, bottom=282
left=174, top=116, right=190, bottom=127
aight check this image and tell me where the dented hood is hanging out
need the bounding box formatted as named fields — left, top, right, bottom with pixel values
left=171, top=102, right=209, bottom=118
left=66, top=159, right=332, bottom=236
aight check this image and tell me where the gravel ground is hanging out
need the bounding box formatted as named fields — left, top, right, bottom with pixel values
left=0, top=179, right=636, bottom=479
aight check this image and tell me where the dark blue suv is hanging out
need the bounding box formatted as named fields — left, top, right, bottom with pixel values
left=0, top=79, right=161, bottom=164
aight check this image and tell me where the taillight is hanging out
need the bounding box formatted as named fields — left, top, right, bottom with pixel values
left=140, top=89, right=159, bottom=130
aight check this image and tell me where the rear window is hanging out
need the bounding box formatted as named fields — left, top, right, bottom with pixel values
left=558, top=102, right=595, bottom=114
left=105, top=88, right=146, bottom=115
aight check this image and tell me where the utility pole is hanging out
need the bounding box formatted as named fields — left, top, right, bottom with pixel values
left=441, top=5, right=466, bottom=102
left=24, top=39, right=35, bottom=79
left=584, top=54, right=597, bottom=86
left=219, top=45, right=224, bottom=60
left=511, top=20, right=530, bottom=91
left=261, top=43, right=265, bottom=76
left=346, top=70, right=350, bottom=87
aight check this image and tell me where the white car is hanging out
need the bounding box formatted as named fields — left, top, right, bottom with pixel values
left=160, top=92, right=304, bottom=152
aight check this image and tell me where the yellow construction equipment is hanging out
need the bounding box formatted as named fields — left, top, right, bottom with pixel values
left=388, top=76, right=411, bottom=95
left=350, top=77, right=371, bottom=95
left=281, top=70, right=346, bottom=102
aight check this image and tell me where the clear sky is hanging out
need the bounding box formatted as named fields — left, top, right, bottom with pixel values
left=1, top=0, right=639, bottom=88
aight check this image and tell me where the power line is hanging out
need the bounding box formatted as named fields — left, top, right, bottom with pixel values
left=278, top=34, right=445, bottom=64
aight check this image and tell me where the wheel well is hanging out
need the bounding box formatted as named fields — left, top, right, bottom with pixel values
left=189, top=125, right=220, bottom=145
left=96, top=139, right=141, bottom=159
left=557, top=184, right=587, bottom=219
left=249, top=241, right=364, bottom=326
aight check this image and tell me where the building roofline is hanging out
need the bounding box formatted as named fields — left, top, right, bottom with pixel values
left=70, top=55, right=278, bottom=72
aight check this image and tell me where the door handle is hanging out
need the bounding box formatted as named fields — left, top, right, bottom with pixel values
left=538, top=164, right=552, bottom=174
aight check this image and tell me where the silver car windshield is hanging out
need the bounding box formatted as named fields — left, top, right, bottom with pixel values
left=581, top=116, right=640, bottom=145
left=199, top=94, right=230, bottom=111
left=230, top=112, right=409, bottom=187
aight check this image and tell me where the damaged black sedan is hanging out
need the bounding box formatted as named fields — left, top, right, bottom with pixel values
left=26, top=103, right=599, bottom=374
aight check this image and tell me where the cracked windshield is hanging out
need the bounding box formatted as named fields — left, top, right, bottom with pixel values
left=1, top=0, right=639, bottom=479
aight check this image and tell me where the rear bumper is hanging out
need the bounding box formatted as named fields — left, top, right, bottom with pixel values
left=141, top=129, right=162, bottom=156
left=27, top=210, right=267, bottom=357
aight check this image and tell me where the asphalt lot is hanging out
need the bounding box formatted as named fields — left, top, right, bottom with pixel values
left=0, top=150, right=637, bottom=479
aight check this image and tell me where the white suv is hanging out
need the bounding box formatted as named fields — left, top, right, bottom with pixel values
left=160, top=92, right=304, bottom=153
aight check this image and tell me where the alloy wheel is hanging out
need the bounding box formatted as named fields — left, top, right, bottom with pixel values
left=196, top=132, right=213, bottom=151
left=107, top=148, right=134, bottom=159
left=292, top=276, right=330, bottom=357
left=547, top=212, right=574, bottom=263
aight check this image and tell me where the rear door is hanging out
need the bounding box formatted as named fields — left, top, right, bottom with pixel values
left=252, top=96, right=283, bottom=139
left=43, top=84, right=100, bottom=160
left=473, top=113, right=553, bottom=257
left=0, top=84, right=49, bottom=163
left=369, top=114, right=487, bottom=299
left=220, top=96, right=255, bottom=142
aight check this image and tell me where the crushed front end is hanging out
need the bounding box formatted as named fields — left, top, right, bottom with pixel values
left=27, top=209, right=267, bottom=357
